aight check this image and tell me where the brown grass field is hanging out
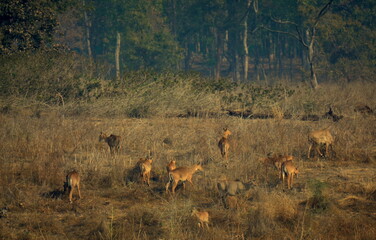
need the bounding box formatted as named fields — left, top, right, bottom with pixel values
left=0, top=83, right=376, bottom=240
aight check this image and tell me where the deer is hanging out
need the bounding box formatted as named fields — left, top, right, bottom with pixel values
left=217, top=178, right=254, bottom=196
left=307, top=129, right=334, bottom=159
left=64, top=170, right=82, bottom=203
left=165, top=164, right=203, bottom=194
left=260, top=154, right=294, bottom=180
left=218, top=128, right=232, bottom=167
left=99, top=132, right=121, bottom=154
left=166, top=160, right=177, bottom=173
left=280, top=160, right=299, bottom=189
left=138, top=157, right=153, bottom=186
left=191, top=208, right=209, bottom=229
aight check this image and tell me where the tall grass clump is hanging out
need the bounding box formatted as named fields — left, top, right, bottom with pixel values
left=246, top=189, right=298, bottom=239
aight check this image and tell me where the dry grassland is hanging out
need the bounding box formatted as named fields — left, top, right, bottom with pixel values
left=0, top=83, right=375, bottom=239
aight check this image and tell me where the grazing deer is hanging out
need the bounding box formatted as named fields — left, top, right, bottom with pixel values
left=308, top=129, right=334, bottom=159
left=191, top=208, right=209, bottom=229
left=217, top=178, right=255, bottom=196
left=218, top=128, right=232, bottom=167
left=165, top=164, right=203, bottom=194
left=261, top=154, right=294, bottom=179
left=64, top=170, right=81, bottom=203
left=99, top=132, right=121, bottom=154
left=281, top=161, right=299, bottom=189
left=138, top=157, right=153, bottom=186
left=274, top=155, right=294, bottom=173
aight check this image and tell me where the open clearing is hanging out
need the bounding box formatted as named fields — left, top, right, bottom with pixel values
left=0, top=113, right=375, bottom=240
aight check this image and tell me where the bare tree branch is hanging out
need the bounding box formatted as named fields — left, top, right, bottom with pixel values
left=314, top=0, right=334, bottom=27
left=271, top=16, right=299, bottom=27
left=295, top=26, right=309, bottom=48
left=260, top=25, right=304, bottom=44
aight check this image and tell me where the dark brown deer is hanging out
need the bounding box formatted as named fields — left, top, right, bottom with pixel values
left=99, top=132, right=121, bottom=154
left=218, top=128, right=232, bottom=167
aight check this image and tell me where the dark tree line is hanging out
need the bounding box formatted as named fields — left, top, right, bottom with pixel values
left=1, top=0, right=375, bottom=88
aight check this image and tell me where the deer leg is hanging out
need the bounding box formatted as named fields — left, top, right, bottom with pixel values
left=325, top=143, right=330, bottom=158
left=77, top=184, right=82, bottom=199
left=165, top=181, right=171, bottom=192
left=187, top=177, right=194, bottom=187
left=308, top=144, right=313, bottom=158
left=315, top=143, right=324, bottom=157
left=69, top=188, right=73, bottom=203
left=281, top=171, right=286, bottom=188
left=290, top=175, right=294, bottom=189
left=172, top=181, right=179, bottom=194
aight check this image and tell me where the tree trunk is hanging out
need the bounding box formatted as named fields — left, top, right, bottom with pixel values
left=184, top=41, right=192, bottom=71
left=215, top=29, right=223, bottom=80
left=115, top=32, right=121, bottom=82
left=82, top=0, right=92, bottom=64
left=307, top=29, right=318, bottom=89
left=308, top=43, right=318, bottom=89
left=242, top=0, right=251, bottom=81
left=234, top=51, right=240, bottom=82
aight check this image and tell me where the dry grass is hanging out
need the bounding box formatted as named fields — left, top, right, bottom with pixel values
left=0, top=82, right=375, bottom=240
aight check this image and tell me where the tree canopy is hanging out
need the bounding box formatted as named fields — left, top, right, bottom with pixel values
left=0, top=0, right=375, bottom=86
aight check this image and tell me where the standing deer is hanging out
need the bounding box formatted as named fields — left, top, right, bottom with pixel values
left=218, top=128, right=232, bottom=167
left=99, top=132, right=121, bottom=154
left=166, top=160, right=177, bottom=180
left=191, top=208, right=209, bottom=229
left=308, top=129, right=334, bottom=159
left=138, top=157, right=153, bottom=186
left=165, top=164, right=203, bottom=194
left=64, top=170, right=82, bottom=203
left=280, top=161, right=299, bottom=189
left=166, top=160, right=177, bottom=173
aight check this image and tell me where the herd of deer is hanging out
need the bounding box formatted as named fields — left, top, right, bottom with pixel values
left=63, top=127, right=334, bottom=228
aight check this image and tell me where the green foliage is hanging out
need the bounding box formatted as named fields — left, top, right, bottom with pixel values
left=0, top=50, right=98, bottom=101
left=90, top=0, right=181, bottom=71
left=0, top=0, right=75, bottom=54
left=318, top=0, right=376, bottom=82
left=307, top=179, right=330, bottom=213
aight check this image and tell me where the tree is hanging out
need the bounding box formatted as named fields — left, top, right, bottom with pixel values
left=0, top=0, right=74, bottom=54
left=318, top=0, right=376, bottom=82
left=89, top=0, right=181, bottom=79
left=263, top=0, right=334, bottom=89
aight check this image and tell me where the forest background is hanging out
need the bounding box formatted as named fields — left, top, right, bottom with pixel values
left=1, top=0, right=375, bottom=106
